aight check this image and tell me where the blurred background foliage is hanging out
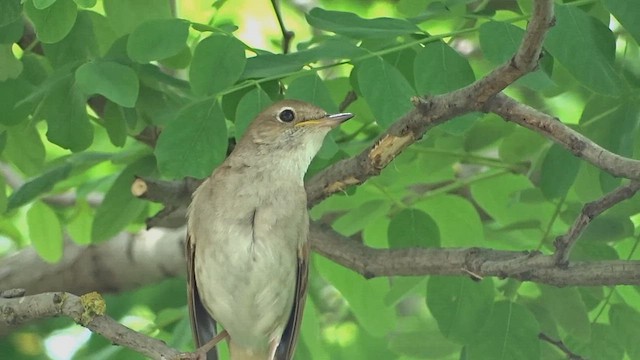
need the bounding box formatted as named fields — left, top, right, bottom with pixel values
left=1, top=0, right=640, bottom=359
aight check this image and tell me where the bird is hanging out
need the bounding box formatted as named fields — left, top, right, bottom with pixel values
left=186, top=99, right=353, bottom=360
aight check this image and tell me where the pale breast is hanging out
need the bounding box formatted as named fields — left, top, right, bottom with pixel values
left=189, top=173, right=308, bottom=352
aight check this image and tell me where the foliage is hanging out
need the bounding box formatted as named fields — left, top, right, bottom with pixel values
left=1, top=0, right=640, bottom=359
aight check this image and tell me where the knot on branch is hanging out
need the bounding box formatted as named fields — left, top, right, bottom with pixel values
left=0, top=288, right=25, bottom=299
left=79, top=291, right=106, bottom=326
left=411, top=96, right=432, bottom=112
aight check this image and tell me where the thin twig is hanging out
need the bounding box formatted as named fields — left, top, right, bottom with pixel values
left=553, top=180, right=640, bottom=266
left=270, top=0, right=294, bottom=54
left=538, top=333, right=585, bottom=360
left=338, top=90, right=357, bottom=112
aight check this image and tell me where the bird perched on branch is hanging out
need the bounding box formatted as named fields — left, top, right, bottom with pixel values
left=186, top=99, right=353, bottom=360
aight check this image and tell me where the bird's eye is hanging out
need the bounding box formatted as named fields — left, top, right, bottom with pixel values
left=278, top=108, right=295, bottom=123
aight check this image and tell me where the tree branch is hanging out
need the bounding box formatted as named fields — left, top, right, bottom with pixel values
left=0, top=291, right=181, bottom=360
left=538, top=332, right=584, bottom=360
left=553, top=180, right=640, bottom=266
left=487, top=93, right=640, bottom=180
left=270, top=0, right=294, bottom=54
left=306, top=0, right=556, bottom=205
left=309, top=222, right=640, bottom=286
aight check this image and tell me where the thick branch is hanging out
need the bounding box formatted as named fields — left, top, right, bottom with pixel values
left=309, top=222, right=640, bottom=286
left=0, top=291, right=180, bottom=360
left=553, top=180, right=640, bottom=265
left=0, top=230, right=185, bottom=301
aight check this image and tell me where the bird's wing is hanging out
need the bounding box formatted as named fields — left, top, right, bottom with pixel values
left=187, top=233, right=219, bottom=360
left=275, top=240, right=310, bottom=360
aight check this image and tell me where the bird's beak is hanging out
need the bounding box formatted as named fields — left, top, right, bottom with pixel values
left=296, top=113, right=354, bottom=128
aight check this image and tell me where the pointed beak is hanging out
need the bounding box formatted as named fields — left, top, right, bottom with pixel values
left=296, top=113, right=354, bottom=128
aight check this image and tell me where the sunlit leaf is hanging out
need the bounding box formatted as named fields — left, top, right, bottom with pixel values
left=27, top=201, right=63, bottom=263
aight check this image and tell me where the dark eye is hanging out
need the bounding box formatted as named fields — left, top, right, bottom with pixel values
left=278, top=108, right=295, bottom=123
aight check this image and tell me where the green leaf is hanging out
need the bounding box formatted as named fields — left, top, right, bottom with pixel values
left=356, top=57, right=415, bottom=128
left=580, top=215, right=634, bottom=243
left=0, top=78, right=36, bottom=125
left=41, top=11, right=100, bottom=68
left=539, top=143, right=580, bottom=199
left=285, top=74, right=338, bottom=113
left=3, top=123, right=46, bottom=176
left=103, top=0, right=171, bottom=36
left=427, top=276, right=494, bottom=343
left=234, top=87, right=272, bottom=140
left=127, top=19, right=190, bottom=63
left=499, top=126, right=546, bottom=163
left=0, top=0, right=22, bottom=27
left=300, top=298, right=330, bottom=359
left=479, top=21, right=525, bottom=65
left=155, top=100, right=228, bottom=179
left=0, top=176, right=7, bottom=213
left=6, top=164, right=72, bottom=211
left=41, top=76, right=93, bottom=152
left=91, top=156, right=155, bottom=243
left=190, top=35, right=246, bottom=96
left=604, top=0, right=640, bottom=44
left=470, top=173, right=555, bottom=227
left=315, top=254, right=396, bottom=337
left=103, top=101, right=128, bottom=147
left=414, top=40, right=475, bottom=95
left=464, top=114, right=514, bottom=151
left=572, top=323, right=624, bottom=360
left=610, top=304, right=640, bottom=359
left=387, top=208, right=440, bottom=248
left=0, top=18, right=24, bottom=44
left=67, top=200, right=93, bottom=244
left=305, top=8, right=420, bottom=39
left=539, top=285, right=590, bottom=341
left=467, top=301, right=540, bottom=360
left=33, top=0, right=57, bottom=9
left=388, top=319, right=459, bottom=359
left=332, top=200, right=391, bottom=236
left=159, top=45, right=191, bottom=69
left=74, top=0, right=96, bottom=8
left=25, top=0, right=78, bottom=44
left=415, top=194, right=484, bottom=247
left=27, top=201, right=63, bottom=263
left=242, top=52, right=305, bottom=79
left=413, top=40, right=477, bottom=133
left=75, top=61, right=139, bottom=107
left=0, top=44, right=22, bottom=80
left=544, top=4, right=621, bottom=95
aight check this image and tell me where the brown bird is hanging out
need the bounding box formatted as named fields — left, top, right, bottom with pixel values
left=186, top=99, right=353, bottom=360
